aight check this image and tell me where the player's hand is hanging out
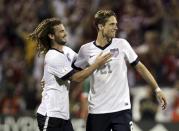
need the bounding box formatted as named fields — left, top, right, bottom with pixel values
left=156, top=90, right=167, bottom=110
left=95, top=52, right=112, bottom=68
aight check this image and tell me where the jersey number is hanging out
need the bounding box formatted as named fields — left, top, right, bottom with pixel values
left=100, top=63, right=112, bottom=74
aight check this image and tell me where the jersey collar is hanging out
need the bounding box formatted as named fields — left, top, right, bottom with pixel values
left=93, top=39, right=112, bottom=50
left=50, top=48, right=64, bottom=54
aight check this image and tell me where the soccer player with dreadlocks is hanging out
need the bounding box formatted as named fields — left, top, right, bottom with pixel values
left=29, top=18, right=111, bottom=131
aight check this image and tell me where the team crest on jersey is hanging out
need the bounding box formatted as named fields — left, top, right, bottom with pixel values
left=110, top=48, right=119, bottom=57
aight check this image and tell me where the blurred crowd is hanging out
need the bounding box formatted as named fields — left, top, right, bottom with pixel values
left=0, top=0, right=179, bottom=122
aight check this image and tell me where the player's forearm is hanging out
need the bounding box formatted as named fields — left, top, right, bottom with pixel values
left=71, top=63, right=99, bottom=82
left=135, top=62, right=160, bottom=91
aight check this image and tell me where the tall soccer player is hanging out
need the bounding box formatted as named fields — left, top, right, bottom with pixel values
left=29, top=18, right=111, bottom=131
left=73, top=10, right=167, bottom=131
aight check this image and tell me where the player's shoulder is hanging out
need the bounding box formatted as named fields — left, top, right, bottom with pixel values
left=113, top=38, right=131, bottom=47
left=46, top=49, right=63, bottom=56
left=45, top=49, right=64, bottom=62
left=112, top=38, right=128, bottom=44
left=80, top=41, right=95, bottom=50
left=63, top=46, right=75, bottom=53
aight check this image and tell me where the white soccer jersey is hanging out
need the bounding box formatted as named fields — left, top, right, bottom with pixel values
left=37, top=46, right=77, bottom=120
left=74, top=38, right=138, bottom=114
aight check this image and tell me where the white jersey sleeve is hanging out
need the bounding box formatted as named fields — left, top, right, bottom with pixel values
left=46, top=52, right=74, bottom=80
left=123, top=39, right=138, bottom=65
left=73, top=45, right=89, bottom=70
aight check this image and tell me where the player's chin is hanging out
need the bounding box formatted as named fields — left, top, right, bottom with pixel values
left=110, top=32, right=116, bottom=38
left=58, top=40, right=67, bottom=45
left=62, top=41, right=67, bottom=45
left=110, top=34, right=116, bottom=39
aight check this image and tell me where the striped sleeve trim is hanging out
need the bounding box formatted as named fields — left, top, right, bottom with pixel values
left=130, top=57, right=139, bottom=67
left=43, top=116, right=49, bottom=131
left=71, top=61, right=83, bottom=71
left=61, top=69, right=76, bottom=80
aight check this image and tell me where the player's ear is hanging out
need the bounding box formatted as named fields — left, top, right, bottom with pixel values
left=48, top=33, right=54, bottom=40
left=98, top=24, right=104, bottom=30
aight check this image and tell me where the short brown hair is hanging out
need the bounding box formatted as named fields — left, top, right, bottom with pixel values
left=94, top=10, right=116, bottom=30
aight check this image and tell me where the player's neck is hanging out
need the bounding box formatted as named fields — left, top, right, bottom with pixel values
left=51, top=43, right=64, bottom=53
left=96, top=33, right=112, bottom=47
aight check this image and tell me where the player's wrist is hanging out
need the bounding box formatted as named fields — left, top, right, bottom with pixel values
left=155, top=87, right=161, bottom=93
left=92, top=62, right=100, bottom=69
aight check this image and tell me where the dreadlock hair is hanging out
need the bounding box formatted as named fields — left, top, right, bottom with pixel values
left=94, top=10, right=116, bottom=31
left=28, top=18, right=62, bottom=55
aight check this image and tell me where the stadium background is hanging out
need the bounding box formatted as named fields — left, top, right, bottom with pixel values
left=0, top=0, right=179, bottom=131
